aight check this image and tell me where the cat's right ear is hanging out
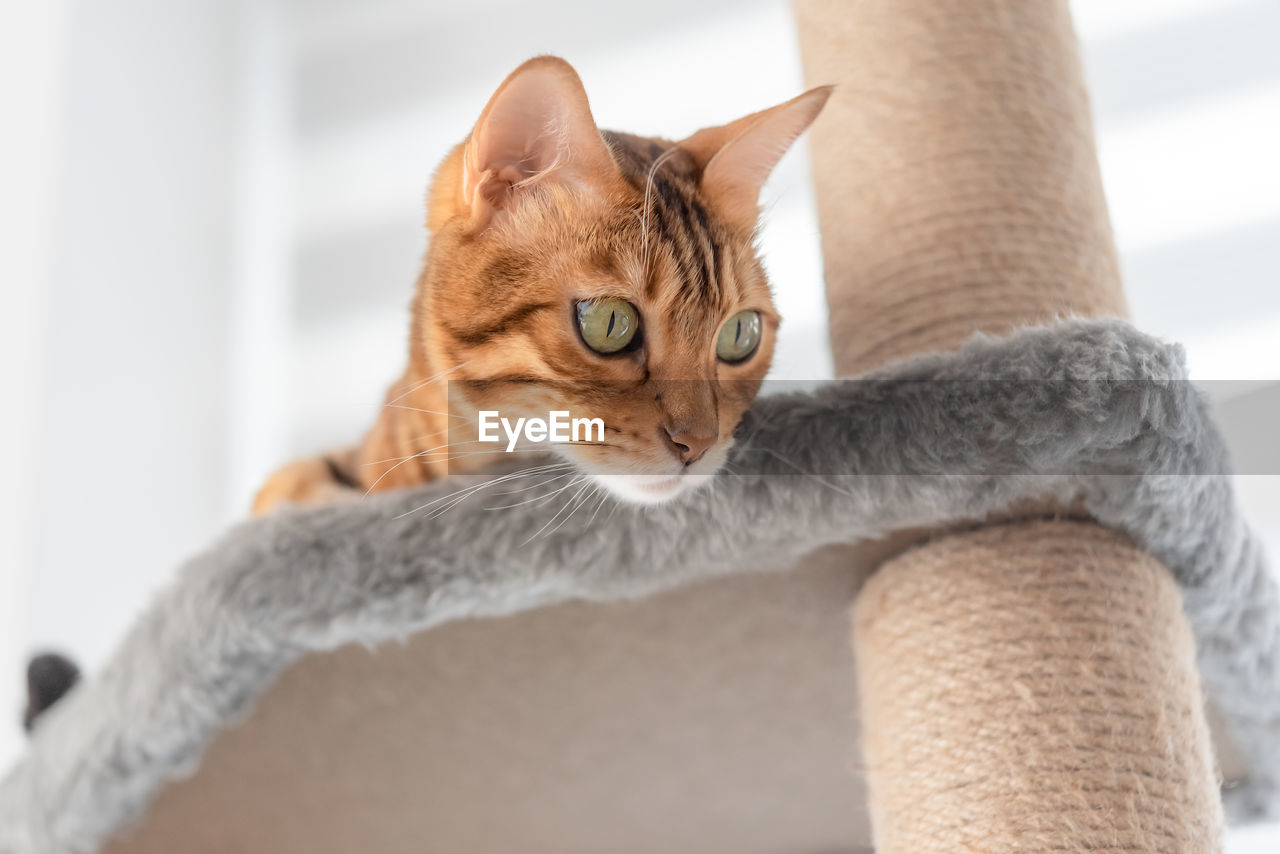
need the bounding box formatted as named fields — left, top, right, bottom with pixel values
left=679, top=87, right=832, bottom=234
left=458, top=56, right=619, bottom=231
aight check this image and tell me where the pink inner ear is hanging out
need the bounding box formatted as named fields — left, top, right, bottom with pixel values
left=464, top=61, right=615, bottom=224
left=476, top=75, right=570, bottom=184
left=698, top=88, right=831, bottom=228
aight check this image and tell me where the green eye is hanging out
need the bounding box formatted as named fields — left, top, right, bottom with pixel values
left=716, top=310, right=762, bottom=363
left=577, top=298, right=640, bottom=354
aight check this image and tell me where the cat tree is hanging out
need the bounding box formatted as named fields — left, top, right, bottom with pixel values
left=5, top=1, right=1277, bottom=852
left=795, top=0, right=1221, bottom=848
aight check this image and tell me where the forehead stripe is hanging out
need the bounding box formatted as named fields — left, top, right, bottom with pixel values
left=689, top=198, right=724, bottom=298
left=603, top=130, right=732, bottom=308
left=444, top=301, right=555, bottom=347
left=653, top=171, right=718, bottom=305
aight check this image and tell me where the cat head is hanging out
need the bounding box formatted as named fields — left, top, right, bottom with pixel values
left=418, top=56, right=829, bottom=504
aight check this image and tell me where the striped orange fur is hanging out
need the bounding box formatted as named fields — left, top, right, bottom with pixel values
left=254, top=57, right=829, bottom=514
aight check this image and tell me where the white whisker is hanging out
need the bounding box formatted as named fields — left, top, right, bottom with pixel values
left=605, top=495, right=622, bottom=523
left=522, top=477, right=588, bottom=544
left=740, top=446, right=856, bottom=499
left=393, top=462, right=570, bottom=520
left=385, top=403, right=470, bottom=420
left=484, top=471, right=580, bottom=508
left=584, top=486, right=611, bottom=528
left=423, top=465, right=567, bottom=521
left=640, top=146, right=681, bottom=275
left=362, top=438, right=499, bottom=494
left=531, top=474, right=586, bottom=510
left=488, top=464, right=575, bottom=495
left=362, top=437, right=505, bottom=469
left=542, top=481, right=594, bottom=538
left=386, top=361, right=471, bottom=406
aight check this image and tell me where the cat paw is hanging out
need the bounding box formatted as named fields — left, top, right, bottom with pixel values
left=252, top=457, right=360, bottom=516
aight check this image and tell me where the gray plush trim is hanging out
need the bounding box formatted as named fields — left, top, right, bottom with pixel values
left=1, top=319, right=1276, bottom=853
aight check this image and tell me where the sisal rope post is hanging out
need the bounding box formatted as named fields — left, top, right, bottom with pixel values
left=793, top=0, right=1224, bottom=850
left=857, top=523, right=1221, bottom=850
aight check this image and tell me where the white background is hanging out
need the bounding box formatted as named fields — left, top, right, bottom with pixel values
left=1, top=0, right=1278, bottom=848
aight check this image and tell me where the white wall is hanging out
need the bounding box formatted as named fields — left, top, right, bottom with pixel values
left=0, top=0, right=69, bottom=784
left=23, top=0, right=240, bottom=673
left=1080, top=0, right=1280, bottom=378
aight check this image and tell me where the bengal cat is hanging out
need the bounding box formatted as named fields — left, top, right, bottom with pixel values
left=254, top=56, right=829, bottom=513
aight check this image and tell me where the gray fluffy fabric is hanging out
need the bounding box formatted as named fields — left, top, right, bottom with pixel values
left=1, top=319, right=1277, bottom=853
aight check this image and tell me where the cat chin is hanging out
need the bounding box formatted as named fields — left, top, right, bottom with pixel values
left=591, top=473, right=713, bottom=505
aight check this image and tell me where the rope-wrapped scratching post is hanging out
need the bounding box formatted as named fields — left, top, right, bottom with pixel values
left=857, top=523, right=1220, bottom=850
left=794, top=0, right=1224, bottom=849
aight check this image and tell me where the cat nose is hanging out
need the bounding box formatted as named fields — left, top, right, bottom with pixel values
left=661, top=423, right=717, bottom=465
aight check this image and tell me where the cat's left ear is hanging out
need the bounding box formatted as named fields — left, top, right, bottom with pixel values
left=680, top=87, right=832, bottom=233
left=461, top=56, right=620, bottom=230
